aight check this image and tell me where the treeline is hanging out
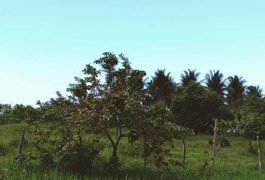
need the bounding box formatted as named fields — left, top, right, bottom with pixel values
left=2, top=52, right=265, bottom=175
left=0, top=104, right=34, bottom=124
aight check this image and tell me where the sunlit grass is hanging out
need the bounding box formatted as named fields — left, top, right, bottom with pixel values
left=1, top=123, right=265, bottom=179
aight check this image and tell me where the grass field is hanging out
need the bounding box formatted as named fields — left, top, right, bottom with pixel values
left=1, top=123, right=265, bottom=179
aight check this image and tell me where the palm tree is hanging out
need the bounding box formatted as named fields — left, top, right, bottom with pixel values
left=205, top=70, right=226, bottom=96
left=246, top=85, right=263, bottom=98
left=147, top=69, right=176, bottom=106
left=180, top=69, right=200, bottom=87
left=226, top=75, right=246, bottom=131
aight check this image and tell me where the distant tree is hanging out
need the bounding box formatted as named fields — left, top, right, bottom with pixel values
left=172, top=82, right=224, bottom=133
left=0, top=104, right=13, bottom=124
left=241, top=97, right=265, bottom=139
left=180, top=69, right=200, bottom=87
left=147, top=69, right=176, bottom=106
left=226, top=75, right=246, bottom=131
left=205, top=70, right=226, bottom=96
left=12, top=104, right=35, bottom=122
left=0, top=104, right=34, bottom=124
left=246, top=85, right=263, bottom=98
left=240, top=96, right=265, bottom=171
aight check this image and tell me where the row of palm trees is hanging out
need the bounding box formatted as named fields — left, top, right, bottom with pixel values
left=148, top=68, right=263, bottom=109
left=147, top=69, right=263, bottom=131
left=148, top=69, right=262, bottom=100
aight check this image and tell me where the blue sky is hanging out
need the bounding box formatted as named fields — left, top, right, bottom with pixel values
left=1, top=0, right=265, bottom=105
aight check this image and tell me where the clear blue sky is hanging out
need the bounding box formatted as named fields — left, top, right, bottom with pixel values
left=1, top=0, right=265, bottom=105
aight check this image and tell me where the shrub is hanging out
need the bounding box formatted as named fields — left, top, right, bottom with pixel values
left=58, top=145, right=101, bottom=176
left=37, top=151, right=54, bottom=170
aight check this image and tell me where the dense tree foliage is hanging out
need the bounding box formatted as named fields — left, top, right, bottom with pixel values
left=226, top=75, right=246, bottom=131
left=246, top=85, right=263, bottom=98
left=172, top=82, right=225, bottom=133
left=205, top=70, right=226, bottom=96
left=0, top=104, right=34, bottom=124
left=180, top=69, right=200, bottom=87
left=66, top=53, right=150, bottom=172
left=147, top=69, right=176, bottom=106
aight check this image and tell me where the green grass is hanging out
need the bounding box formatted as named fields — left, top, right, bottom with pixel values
left=1, top=123, right=265, bottom=179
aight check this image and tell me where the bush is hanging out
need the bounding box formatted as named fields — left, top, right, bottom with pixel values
left=58, top=145, right=100, bottom=176
left=37, top=151, right=54, bottom=170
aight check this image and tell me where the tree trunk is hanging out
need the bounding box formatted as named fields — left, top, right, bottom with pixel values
left=112, top=144, right=118, bottom=159
left=144, top=153, right=147, bottom=168
left=182, top=138, right=186, bottom=169
left=77, top=129, right=82, bottom=146
left=212, top=118, right=218, bottom=165
left=257, top=135, right=262, bottom=172
left=18, top=129, right=25, bottom=154
left=235, top=112, right=239, bottom=132
left=15, top=129, right=26, bottom=162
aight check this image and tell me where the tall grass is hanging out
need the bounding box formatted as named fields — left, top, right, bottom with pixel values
left=1, top=123, right=265, bottom=179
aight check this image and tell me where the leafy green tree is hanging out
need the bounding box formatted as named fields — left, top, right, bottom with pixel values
left=129, top=102, right=190, bottom=168
left=240, top=96, right=265, bottom=171
left=0, top=104, right=34, bottom=124
left=180, top=69, right=200, bottom=87
left=240, top=97, right=265, bottom=139
left=147, top=69, right=176, bottom=106
left=27, top=92, right=101, bottom=175
left=0, top=104, right=13, bottom=124
left=68, top=52, right=146, bottom=169
left=172, top=82, right=224, bottom=133
left=226, top=75, right=246, bottom=131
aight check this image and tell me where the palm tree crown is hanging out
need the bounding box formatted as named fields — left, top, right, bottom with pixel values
left=180, top=69, right=200, bottom=87
left=205, top=70, right=226, bottom=96
left=226, top=75, right=246, bottom=119
left=147, top=69, right=176, bottom=106
left=246, top=85, right=263, bottom=98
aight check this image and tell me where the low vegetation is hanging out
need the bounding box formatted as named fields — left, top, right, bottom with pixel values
left=0, top=123, right=265, bottom=179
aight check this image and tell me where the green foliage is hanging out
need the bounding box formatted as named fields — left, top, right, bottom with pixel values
left=172, top=82, right=225, bottom=133
left=2, top=123, right=265, bottom=179
left=180, top=69, right=200, bottom=87
left=129, top=102, right=190, bottom=168
left=147, top=69, right=176, bottom=106
left=240, top=97, right=265, bottom=139
left=58, top=145, right=100, bottom=175
left=205, top=70, right=226, bottom=96
left=0, top=104, right=34, bottom=124
left=226, top=75, right=246, bottom=129
left=67, top=52, right=147, bottom=168
left=246, top=85, right=263, bottom=98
